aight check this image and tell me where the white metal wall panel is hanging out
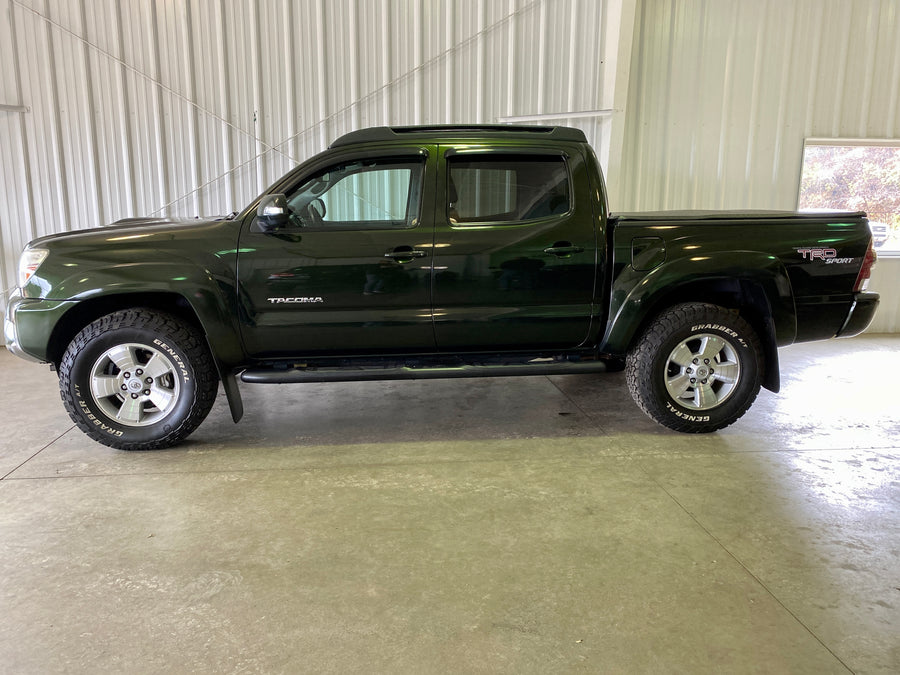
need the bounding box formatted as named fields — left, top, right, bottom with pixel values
left=619, top=0, right=900, bottom=211
left=869, top=264, right=900, bottom=332
left=618, top=0, right=900, bottom=332
left=0, top=0, right=622, bottom=305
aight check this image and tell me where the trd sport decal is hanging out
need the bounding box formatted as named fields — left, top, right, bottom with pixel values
left=797, top=248, right=854, bottom=264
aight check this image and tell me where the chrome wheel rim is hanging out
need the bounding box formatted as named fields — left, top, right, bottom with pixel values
left=664, top=333, right=741, bottom=411
left=89, top=343, right=181, bottom=427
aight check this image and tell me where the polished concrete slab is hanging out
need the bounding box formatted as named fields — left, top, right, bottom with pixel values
left=1, top=336, right=898, bottom=673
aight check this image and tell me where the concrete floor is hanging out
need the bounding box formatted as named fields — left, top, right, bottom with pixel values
left=0, top=336, right=898, bottom=674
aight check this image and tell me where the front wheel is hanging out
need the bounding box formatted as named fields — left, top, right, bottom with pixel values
left=626, top=303, right=763, bottom=433
left=59, top=309, right=218, bottom=450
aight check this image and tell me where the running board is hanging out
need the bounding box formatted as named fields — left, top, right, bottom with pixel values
left=240, top=359, right=608, bottom=384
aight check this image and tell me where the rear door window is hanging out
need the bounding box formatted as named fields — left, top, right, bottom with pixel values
left=447, top=155, right=570, bottom=225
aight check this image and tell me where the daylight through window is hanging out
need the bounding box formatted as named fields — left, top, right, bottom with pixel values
left=798, top=139, right=900, bottom=255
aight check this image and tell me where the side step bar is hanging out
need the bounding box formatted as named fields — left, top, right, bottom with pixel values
left=240, top=359, right=608, bottom=384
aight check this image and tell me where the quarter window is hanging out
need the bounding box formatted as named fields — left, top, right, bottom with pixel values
left=448, top=155, right=570, bottom=225
left=286, top=158, right=424, bottom=229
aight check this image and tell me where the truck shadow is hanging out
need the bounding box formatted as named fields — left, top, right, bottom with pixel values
left=194, top=372, right=672, bottom=450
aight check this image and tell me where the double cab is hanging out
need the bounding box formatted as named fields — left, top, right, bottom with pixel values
left=5, top=125, right=879, bottom=449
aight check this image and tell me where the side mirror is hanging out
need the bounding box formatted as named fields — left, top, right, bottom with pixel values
left=255, top=194, right=289, bottom=230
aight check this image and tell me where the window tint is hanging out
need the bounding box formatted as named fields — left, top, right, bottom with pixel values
left=286, top=158, right=424, bottom=229
left=448, top=155, right=570, bottom=225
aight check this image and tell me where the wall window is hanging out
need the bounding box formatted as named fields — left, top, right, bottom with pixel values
left=798, top=139, right=900, bottom=255
left=448, top=155, right=570, bottom=225
left=287, top=158, right=424, bottom=229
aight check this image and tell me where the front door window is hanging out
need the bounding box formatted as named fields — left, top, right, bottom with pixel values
left=286, top=158, right=424, bottom=230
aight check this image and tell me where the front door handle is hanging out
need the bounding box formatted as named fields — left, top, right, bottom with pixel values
left=384, top=247, right=428, bottom=263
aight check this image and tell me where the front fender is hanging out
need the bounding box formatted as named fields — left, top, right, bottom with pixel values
left=31, top=252, right=243, bottom=368
left=600, top=251, right=796, bottom=356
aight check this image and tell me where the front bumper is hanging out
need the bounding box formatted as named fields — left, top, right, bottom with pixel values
left=835, top=292, right=880, bottom=338
left=4, top=288, right=75, bottom=363
left=4, top=289, right=39, bottom=361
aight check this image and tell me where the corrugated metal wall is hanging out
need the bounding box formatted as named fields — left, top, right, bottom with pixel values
left=618, top=0, right=900, bottom=332
left=0, top=0, right=620, bottom=304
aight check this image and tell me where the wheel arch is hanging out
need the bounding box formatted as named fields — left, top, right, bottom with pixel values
left=47, top=291, right=246, bottom=423
left=600, top=255, right=796, bottom=393
left=648, top=280, right=782, bottom=393
left=47, top=293, right=201, bottom=369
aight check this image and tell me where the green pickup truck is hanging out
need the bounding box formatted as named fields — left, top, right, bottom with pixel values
left=4, top=125, right=880, bottom=449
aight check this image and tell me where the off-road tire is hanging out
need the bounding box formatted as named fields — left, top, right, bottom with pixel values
left=59, top=309, right=218, bottom=450
left=626, top=303, right=763, bottom=433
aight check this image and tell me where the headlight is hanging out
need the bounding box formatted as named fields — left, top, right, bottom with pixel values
left=18, top=248, right=48, bottom=288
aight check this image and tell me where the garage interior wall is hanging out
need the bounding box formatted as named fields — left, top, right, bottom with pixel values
left=0, top=0, right=625, bottom=308
left=617, top=0, right=900, bottom=332
left=0, top=0, right=896, bottom=332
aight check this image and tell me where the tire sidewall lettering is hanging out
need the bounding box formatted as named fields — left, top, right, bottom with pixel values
left=664, top=402, right=710, bottom=423
left=689, top=323, right=748, bottom=348
left=152, top=338, right=191, bottom=382
left=73, top=383, right=124, bottom=437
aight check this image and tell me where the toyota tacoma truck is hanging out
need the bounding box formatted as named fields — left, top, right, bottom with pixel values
left=4, top=125, right=880, bottom=450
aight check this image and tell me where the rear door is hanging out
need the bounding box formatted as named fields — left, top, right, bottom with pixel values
left=237, top=149, right=436, bottom=358
left=431, top=146, right=597, bottom=350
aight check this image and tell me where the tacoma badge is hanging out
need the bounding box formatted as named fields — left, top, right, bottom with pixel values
left=266, top=297, right=324, bottom=304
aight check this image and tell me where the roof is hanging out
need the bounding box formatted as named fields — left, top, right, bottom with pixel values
left=330, top=125, right=588, bottom=148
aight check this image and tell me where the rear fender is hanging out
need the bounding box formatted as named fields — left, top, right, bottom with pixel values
left=600, top=252, right=795, bottom=392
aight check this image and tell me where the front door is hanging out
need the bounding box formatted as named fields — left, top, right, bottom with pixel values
left=237, top=152, right=436, bottom=358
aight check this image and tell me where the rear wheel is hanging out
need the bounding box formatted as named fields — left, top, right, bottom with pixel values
left=626, top=303, right=763, bottom=433
left=59, top=309, right=218, bottom=450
